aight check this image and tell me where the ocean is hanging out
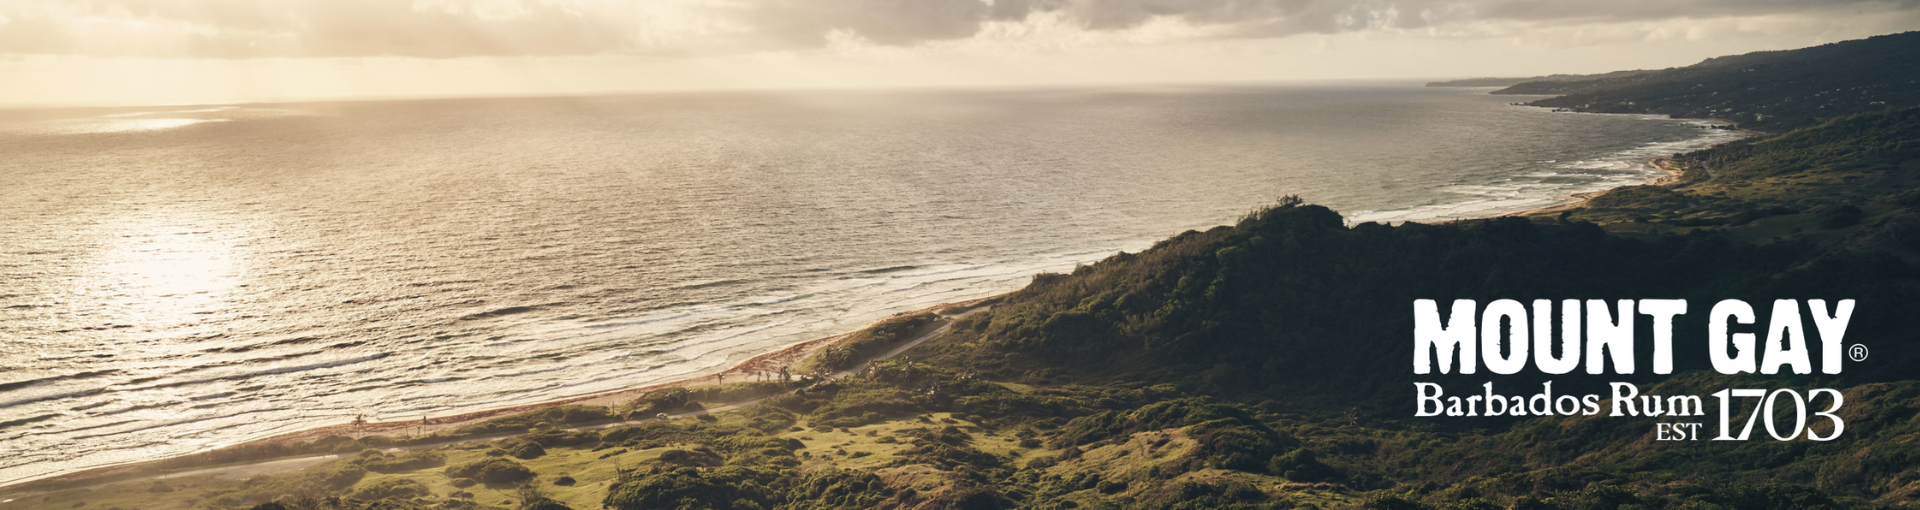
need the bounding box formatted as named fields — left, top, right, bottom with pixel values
left=0, top=83, right=1745, bottom=484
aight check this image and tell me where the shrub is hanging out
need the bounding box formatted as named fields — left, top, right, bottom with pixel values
left=445, top=458, right=535, bottom=484
left=347, top=478, right=427, bottom=501
left=1269, top=448, right=1342, bottom=482
left=507, top=441, right=546, bottom=459
left=1817, top=204, right=1865, bottom=228
left=359, top=450, right=446, bottom=473
left=784, top=468, right=893, bottom=509
left=603, top=467, right=776, bottom=510
left=933, top=487, right=1012, bottom=510
left=631, top=388, right=697, bottom=416
left=808, top=388, right=921, bottom=428
left=655, top=449, right=723, bottom=467
left=521, top=498, right=573, bottom=510
left=525, top=429, right=601, bottom=448
left=1361, top=494, right=1434, bottom=510
left=804, top=313, right=938, bottom=372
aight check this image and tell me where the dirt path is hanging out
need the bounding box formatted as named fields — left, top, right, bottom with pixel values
left=1647, top=157, right=1686, bottom=186
left=1674, top=162, right=1718, bottom=191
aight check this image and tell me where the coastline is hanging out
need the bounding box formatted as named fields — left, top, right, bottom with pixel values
left=0, top=293, right=1005, bottom=493
left=1508, top=156, right=1685, bottom=217
left=1508, top=114, right=1759, bottom=218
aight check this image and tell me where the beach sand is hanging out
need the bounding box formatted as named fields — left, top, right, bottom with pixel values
left=1512, top=156, right=1684, bottom=216
left=2, top=294, right=1003, bottom=492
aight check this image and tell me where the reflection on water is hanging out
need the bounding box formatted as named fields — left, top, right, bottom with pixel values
left=50, top=117, right=229, bottom=135
left=89, top=216, right=246, bottom=330
left=0, top=105, right=320, bottom=135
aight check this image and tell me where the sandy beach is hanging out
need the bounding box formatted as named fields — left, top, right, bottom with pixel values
left=0, top=294, right=1003, bottom=493
left=1510, top=156, right=1687, bottom=217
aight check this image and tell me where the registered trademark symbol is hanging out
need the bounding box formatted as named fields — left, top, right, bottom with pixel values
left=1848, top=344, right=1869, bottom=362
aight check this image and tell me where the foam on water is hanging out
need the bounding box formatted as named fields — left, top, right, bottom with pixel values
left=0, top=84, right=1748, bottom=485
left=1350, top=116, right=1747, bottom=224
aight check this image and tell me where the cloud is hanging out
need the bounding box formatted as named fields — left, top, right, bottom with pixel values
left=0, top=0, right=1915, bottom=58
left=1038, top=0, right=1920, bottom=38
left=0, top=0, right=632, bottom=58
left=738, top=0, right=991, bottom=46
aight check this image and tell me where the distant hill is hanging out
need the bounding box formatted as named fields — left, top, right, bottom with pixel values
left=1426, top=77, right=1543, bottom=87
left=1498, top=31, right=1920, bottom=130
left=1425, top=69, right=1658, bottom=88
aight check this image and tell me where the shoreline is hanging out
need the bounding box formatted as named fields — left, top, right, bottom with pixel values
left=1495, top=114, right=1754, bottom=219
left=0, top=293, right=1005, bottom=493
left=1507, top=156, right=1686, bottom=217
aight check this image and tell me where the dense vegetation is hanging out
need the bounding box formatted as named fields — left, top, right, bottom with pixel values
left=805, top=313, right=942, bottom=374
left=1557, top=106, right=1920, bottom=248
left=1495, top=31, right=1920, bottom=131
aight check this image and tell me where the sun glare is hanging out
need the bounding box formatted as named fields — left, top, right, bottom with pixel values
left=89, top=218, right=245, bottom=329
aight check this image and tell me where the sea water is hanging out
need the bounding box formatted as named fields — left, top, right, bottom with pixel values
left=0, top=83, right=1746, bottom=484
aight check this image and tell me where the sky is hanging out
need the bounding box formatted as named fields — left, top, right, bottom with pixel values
left=1, top=0, right=1918, bottom=106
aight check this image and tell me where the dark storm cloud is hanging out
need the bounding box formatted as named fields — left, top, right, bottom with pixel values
left=0, top=0, right=1913, bottom=58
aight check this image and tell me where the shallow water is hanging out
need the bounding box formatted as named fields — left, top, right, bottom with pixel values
left=0, top=83, right=1745, bottom=484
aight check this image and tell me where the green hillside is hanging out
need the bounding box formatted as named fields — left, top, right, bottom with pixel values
left=1495, top=32, right=1920, bottom=131
left=1543, top=107, right=1920, bottom=252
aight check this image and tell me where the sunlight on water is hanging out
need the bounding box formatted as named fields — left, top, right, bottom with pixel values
left=89, top=220, right=243, bottom=329
left=72, top=211, right=251, bottom=335
left=62, top=118, right=227, bottom=134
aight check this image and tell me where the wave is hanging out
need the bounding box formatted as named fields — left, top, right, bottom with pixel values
left=115, top=353, right=392, bottom=393
left=0, top=413, right=60, bottom=431
left=460, top=305, right=547, bottom=321
left=0, top=370, right=120, bottom=394
left=0, top=387, right=107, bottom=409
